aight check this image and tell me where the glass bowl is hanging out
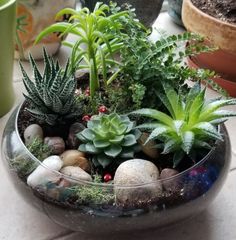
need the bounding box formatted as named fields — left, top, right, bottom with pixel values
left=1, top=103, right=231, bottom=233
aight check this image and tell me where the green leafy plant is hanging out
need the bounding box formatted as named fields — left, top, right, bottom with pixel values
left=131, top=82, right=236, bottom=167
left=69, top=175, right=115, bottom=205
left=119, top=28, right=226, bottom=109
left=10, top=155, right=37, bottom=178
left=20, top=48, right=80, bottom=125
left=77, top=113, right=141, bottom=168
left=26, top=137, right=51, bottom=161
left=35, top=2, right=134, bottom=98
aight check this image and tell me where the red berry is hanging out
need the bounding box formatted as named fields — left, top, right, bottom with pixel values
left=82, top=115, right=91, bottom=122
left=104, top=173, right=112, bottom=182
left=98, top=105, right=107, bottom=113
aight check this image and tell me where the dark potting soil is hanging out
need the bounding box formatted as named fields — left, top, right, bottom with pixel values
left=191, top=0, right=236, bottom=24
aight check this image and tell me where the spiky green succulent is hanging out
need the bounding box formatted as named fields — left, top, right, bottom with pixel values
left=131, top=82, right=236, bottom=167
left=20, top=48, right=80, bottom=125
left=77, top=113, right=141, bottom=168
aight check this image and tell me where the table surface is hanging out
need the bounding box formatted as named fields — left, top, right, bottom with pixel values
left=1, top=12, right=236, bottom=240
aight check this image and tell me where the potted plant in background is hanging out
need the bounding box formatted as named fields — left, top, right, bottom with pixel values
left=182, top=0, right=236, bottom=97
left=15, top=0, right=76, bottom=60
left=2, top=2, right=236, bottom=234
left=80, top=0, right=164, bottom=27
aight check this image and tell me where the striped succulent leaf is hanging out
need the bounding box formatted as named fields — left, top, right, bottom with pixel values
left=21, top=48, right=80, bottom=125
left=131, top=82, right=236, bottom=167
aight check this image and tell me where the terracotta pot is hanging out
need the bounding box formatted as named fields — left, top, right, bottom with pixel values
left=182, top=0, right=236, bottom=85
left=187, top=56, right=236, bottom=97
left=15, top=0, right=76, bottom=60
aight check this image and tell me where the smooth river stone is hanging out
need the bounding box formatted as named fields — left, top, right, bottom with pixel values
left=138, top=133, right=159, bottom=159
left=60, top=166, right=92, bottom=184
left=27, top=156, right=63, bottom=188
left=60, top=150, right=90, bottom=172
left=24, top=124, right=43, bottom=145
left=114, top=159, right=162, bottom=205
left=160, top=168, right=180, bottom=192
left=44, top=137, right=65, bottom=155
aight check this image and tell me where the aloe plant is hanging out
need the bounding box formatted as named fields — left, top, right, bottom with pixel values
left=131, top=83, right=236, bottom=167
left=77, top=113, right=141, bottom=168
left=20, top=48, right=80, bottom=125
left=35, top=2, right=135, bottom=98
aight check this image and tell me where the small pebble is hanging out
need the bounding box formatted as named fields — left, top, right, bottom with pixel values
left=138, top=133, right=159, bottom=159
left=60, top=150, right=90, bottom=172
left=160, top=168, right=180, bottom=192
left=67, top=122, right=85, bottom=149
left=60, top=166, right=92, bottom=183
left=24, top=124, right=43, bottom=145
left=27, top=156, right=63, bottom=188
left=44, top=137, right=65, bottom=155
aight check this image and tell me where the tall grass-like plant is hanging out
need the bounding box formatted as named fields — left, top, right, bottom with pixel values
left=35, top=2, right=134, bottom=98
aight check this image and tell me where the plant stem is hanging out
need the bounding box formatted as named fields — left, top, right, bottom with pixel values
left=88, top=45, right=99, bottom=98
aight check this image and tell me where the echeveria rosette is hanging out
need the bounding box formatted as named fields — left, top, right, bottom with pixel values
left=20, top=48, right=80, bottom=125
left=131, top=82, right=236, bottom=167
left=77, top=113, right=141, bottom=168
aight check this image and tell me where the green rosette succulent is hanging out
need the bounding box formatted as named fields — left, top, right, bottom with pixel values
left=77, top=113, right=141, bottom=168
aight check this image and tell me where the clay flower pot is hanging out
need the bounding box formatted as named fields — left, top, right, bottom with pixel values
left=1, top=102, right=232, bottom=233
left=182, top=0, right=236, bottom=95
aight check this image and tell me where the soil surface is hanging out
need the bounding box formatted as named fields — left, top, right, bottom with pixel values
left=191, top=0, right=236, bottom=24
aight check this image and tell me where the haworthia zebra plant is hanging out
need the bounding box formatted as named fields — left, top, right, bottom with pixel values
left=20, top=48, right=80, bottom=125
left=131, top=82, right=236, bottom=167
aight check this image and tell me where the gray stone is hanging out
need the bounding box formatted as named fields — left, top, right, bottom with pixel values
left=75, top=69, right=89, bottom=80
left=67, top=122, right=85, bottom=149
left=44, top=137, right=65, bottom=155
left=60, top=166, right=92, bottom=184
left=138, top=133, right=159, bottom=159
left=24, top=124, right=43, bottom=145
left=160, top=168, right=181, bottom=192
left=27, top=156, right=63, bottom=188
left=114, top=159, right=162, bottom=204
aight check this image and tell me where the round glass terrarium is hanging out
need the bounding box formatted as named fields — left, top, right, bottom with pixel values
left=1, top=103, right=231, bottom=233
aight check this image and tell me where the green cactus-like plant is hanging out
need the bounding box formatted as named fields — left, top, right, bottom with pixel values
left=20, top=48, right=80, bottom=125
left=77, top=113, right=141, bottom=168
left=131, top=82, right=236, bottom=167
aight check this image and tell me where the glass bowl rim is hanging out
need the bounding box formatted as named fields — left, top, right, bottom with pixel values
left=13, top=101, right=227, bottom=189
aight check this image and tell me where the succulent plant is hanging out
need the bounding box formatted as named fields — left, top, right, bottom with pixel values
left=77, top=113, right=141, bottom=168
left=131, top=82, right=236, bottom=167
left=35, top=2, right=135, bottom=98
left=20, top=48, right=80, bottom=125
